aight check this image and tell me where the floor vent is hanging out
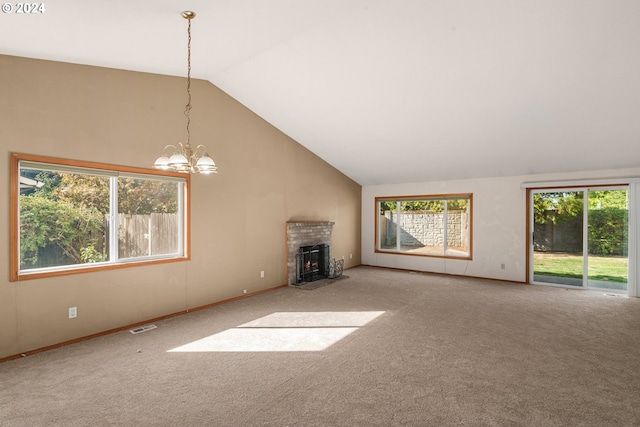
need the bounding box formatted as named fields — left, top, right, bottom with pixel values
left=129, top=324, right=157, bottom=334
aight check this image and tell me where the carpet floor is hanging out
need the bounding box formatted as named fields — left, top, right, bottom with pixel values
left=1, top=266, right=640, bottom=426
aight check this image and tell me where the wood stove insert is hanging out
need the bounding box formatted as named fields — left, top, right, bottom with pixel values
left=296, top=244, right=330, bottom=284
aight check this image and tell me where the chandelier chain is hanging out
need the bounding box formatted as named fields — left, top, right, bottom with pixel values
left=184, top=16, right=192, bottom=145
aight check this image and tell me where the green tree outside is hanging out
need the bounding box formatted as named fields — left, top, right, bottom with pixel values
left=20, top=170, right=179, bottom=270
left=533, top=190, right=628, bottom=256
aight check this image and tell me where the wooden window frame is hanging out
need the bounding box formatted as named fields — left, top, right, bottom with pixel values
left=10, top=152, right=191, bottom=282
left=374, top=193, right=473, bottom=260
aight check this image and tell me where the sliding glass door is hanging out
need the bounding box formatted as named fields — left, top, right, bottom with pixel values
left=531, top=187, right=628, bottom=292
left=586, top=189, right=629, bottom=290
left=532, top=190, right=584, bottom=286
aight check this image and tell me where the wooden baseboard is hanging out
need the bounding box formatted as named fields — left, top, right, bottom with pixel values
left=359, top=264, right=527, bottom=285
left=0, top=283, right=288, bottom=364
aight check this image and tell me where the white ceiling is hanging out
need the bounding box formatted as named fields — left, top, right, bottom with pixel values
left=2, top=0, right=639, bottom=185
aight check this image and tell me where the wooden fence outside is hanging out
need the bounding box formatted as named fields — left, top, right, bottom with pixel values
left=118, top=213, right=179, bottom=258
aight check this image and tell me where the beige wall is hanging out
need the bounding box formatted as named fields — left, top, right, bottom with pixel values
left=0, top=55, right=362, bottom=359
left=363, top=169, right=640, bottom=291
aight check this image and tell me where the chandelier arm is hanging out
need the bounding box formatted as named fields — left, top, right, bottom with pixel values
left=193, top=144, right=209, bottom=158
left=158, top=144, right=178, bottom=156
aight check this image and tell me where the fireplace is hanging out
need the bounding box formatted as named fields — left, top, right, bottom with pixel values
left=296, top=244, right=330, bottom=284
left=286, top=221, right=334, bottom=286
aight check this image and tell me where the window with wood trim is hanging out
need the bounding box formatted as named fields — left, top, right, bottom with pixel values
left=10, top=153, right=190, bottom=281
left=376, top=194, right=472, bottom=259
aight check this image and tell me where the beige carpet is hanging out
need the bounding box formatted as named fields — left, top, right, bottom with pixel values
left=2, top=266, right=640, bottom=426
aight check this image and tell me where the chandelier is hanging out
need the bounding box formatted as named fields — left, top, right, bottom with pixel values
left=154, top=11, right=218, bottom=174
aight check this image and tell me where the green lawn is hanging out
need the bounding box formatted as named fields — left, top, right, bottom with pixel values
left=534, top=252, right=628, bottom=283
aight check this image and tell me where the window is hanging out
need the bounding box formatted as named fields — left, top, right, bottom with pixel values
left=10, top=153, right=189, bottom=281
left=376, top=194, right=472, bottom=259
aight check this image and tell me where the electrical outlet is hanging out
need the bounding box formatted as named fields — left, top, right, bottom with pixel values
left=243, top=289, right=247, bottom=294
left=68, top=307, right=77, bottom=319
left=350, top=253, right=353, bottom=259
left=260, top=270, right=264, bottom=278
left=500, top=263, right=506, bottom=270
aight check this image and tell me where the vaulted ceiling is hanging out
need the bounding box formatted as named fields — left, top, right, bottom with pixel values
left=2, top=0, right=639, bottom=185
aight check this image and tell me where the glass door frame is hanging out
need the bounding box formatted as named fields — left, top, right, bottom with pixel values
left=528, top=185, right=630, bottom=293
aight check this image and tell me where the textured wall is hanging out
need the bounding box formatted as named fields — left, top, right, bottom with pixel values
left=0, top=55, right=361, bottom=359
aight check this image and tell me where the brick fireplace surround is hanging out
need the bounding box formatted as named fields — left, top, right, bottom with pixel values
left=286, top=221, right=334, bottom=286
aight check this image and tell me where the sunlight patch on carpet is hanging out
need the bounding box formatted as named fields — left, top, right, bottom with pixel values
left=238, top=311, right=385, bottom=328
left=168, top=311, right=385, bottom=352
